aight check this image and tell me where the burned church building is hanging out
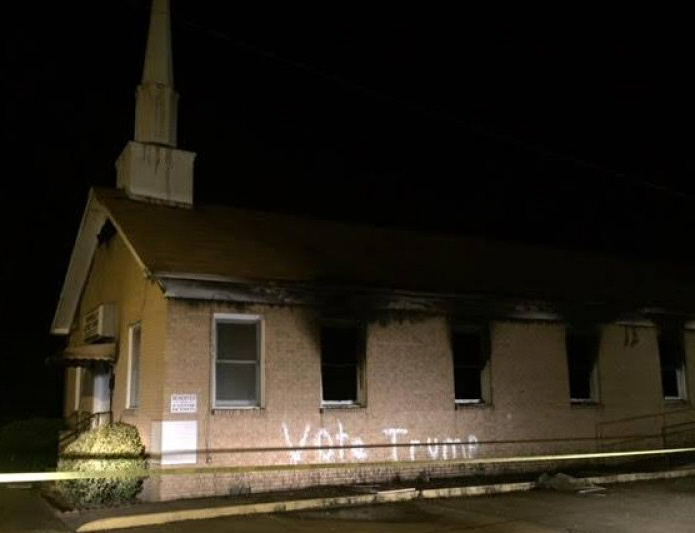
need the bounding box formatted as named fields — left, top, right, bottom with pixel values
left=53, top=0, right=695, bottom=501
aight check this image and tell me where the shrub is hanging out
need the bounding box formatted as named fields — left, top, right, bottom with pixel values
left=57, top=423, right=147, bottom=507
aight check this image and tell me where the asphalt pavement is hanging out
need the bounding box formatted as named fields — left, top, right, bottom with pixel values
left=102, top=477, right=695, bottom=533
left=2, top=477, right=693, bottom=532
left=0, top=485, right=69, bottom=532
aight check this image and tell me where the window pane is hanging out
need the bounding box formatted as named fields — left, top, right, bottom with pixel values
left=216, top=363, right=257, bottom=403
left=217, top=322, right=257, bottom=361
left=128, top=325, right=141, bottom=408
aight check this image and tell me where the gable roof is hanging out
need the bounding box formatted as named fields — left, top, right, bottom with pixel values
left=52, top=187, right=695, bottom=334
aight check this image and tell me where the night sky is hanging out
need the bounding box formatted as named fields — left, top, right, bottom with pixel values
left=2, top=2, right=693, bottom=420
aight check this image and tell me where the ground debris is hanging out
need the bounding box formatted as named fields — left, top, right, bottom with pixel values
left=537, top=473, right=607, bottom=494
left=352, top=484, right=381, bottom=494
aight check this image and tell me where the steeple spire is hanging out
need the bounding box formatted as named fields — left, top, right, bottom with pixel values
left=116, top=0, right=195, bottom=207
left=134, top=0, right=178, bottom=147
left=141, top=0, right=174, bottom=86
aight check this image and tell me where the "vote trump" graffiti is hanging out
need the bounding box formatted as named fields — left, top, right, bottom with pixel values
left=281, top=421, right=478, bottom=464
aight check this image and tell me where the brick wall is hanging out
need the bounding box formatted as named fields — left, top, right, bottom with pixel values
left=151, top=300, right=694, bottom=501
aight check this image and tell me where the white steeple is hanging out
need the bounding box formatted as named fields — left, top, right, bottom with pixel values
left=116, top=0, right=195, bottom=207
left=135, top=0, right=177, bottom=146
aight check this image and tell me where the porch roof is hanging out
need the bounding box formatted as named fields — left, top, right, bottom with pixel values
left=49, top=343, right=116, bottom=367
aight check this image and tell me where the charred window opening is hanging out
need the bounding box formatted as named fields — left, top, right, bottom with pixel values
left=321, top=323, right=365, bottom=406
left=658, top=327, right=687, bottom=400
left=452, top=325, right=490, bottom=404
left=566, top=327, right=600, bottom=402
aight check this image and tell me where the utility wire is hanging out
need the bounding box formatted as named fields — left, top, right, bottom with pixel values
left=176, top=17, right=694, bottom=203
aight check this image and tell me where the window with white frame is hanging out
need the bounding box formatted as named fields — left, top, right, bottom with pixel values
left=658, top=326, right=687, bottom=401
left=452, top=324, right=491, bottom=404
left=320, top=322, right=365, bottom=406
left=213, top=314, right=262, bottom=408
left=565, top=326, right=600, bottom=403
left=126, top=323, right=141, bottom=409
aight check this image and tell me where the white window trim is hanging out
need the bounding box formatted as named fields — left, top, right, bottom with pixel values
left=665, top=365, right=688, bottom=401
left=455, top=398, right=483, bottom=405
left=126, top=322, right=141, bottom=409
left=321, top=400, right=361, bottom=408
left=211, top=313, right=264, bottom=409
left=570, top=397, right=599, bottom=404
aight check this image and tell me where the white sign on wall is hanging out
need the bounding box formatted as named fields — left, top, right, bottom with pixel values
left=170, top=394, right=197, bottom=414
left=160, top=420, right=197, bottom=465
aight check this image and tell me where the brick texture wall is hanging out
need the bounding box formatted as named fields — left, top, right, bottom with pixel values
left=152, top=300, right=695, bottom=501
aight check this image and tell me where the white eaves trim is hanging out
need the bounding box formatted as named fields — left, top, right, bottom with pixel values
left=51, top=190, right=105, bottom=334
left=50, top=188, right=150, bottom=335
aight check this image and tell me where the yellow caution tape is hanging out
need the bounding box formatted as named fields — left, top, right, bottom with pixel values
left=1, top=446, right=693, bottom=484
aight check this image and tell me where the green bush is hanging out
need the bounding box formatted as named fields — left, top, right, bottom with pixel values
left=57, top=423, right=147, bottom=507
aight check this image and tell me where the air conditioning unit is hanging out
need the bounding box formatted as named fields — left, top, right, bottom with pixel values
left=83, top=304, right=116, bottom=342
